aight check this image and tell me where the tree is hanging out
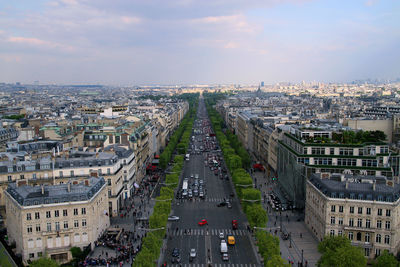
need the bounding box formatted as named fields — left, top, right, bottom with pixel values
left=246, top=204, right=267, bottom=228
left=317, top=236, right=366, bottom=267
left=374, top=250, right=399, bottom=267
left=265, top=255, right=290, bottom=267
left=228, top=154, right=242, bottom=171
left=29, top=258, right=59, bottom=267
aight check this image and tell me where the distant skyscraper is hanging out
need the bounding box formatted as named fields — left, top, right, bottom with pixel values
left=260, top=81, right=264, bottom=87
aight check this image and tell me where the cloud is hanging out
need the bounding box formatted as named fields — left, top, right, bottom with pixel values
left=7, top=36, right=75, bottom=52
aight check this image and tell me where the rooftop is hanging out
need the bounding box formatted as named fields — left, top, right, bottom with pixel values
left=309, top=173, right=400, bottom=203
left=6, top=177, right=106, bottom=207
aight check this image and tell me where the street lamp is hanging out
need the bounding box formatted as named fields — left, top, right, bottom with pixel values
left=137, top=227, right=165, bottom=231
left=241, top=199, right=261, bottom=203
left=235, top=183, right=255, bottom=188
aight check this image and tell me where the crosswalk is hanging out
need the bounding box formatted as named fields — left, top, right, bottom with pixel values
left=205, top=197, right=230, bottom=202
left=169, top=264, right=259, bottom=267
left=172, top=228, right=248, bottom=236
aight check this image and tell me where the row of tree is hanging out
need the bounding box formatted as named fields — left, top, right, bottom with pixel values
left=205, top=95, right=286, bottom=267
left=133, top=95, right=197, bottom=266
left=318, top=235, right=398, bottom=267
left=159, top=94, right=198, bottom=169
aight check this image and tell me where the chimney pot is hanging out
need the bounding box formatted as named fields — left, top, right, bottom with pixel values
left=41, top=185, right=45, bottom=195
left=67, top=183, right=71, bottom=192
left=373, top=180, right=376, bottom=191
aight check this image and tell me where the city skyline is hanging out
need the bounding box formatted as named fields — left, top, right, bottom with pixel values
left=0, top=0, right=399, bottom=85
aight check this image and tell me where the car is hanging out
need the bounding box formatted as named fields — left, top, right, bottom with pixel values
left=217, top=202, right=227, bottom=207
left=199, top=191, right=204, bottom=198
left=219, top=232, right=225, bottom=239
left=198, top=219, right=208, bottom=226
left=222, top=253, right=229, bottom=261
left=195, top=174, right=199, bottom=179
left=232, top=220, right=238, bottom=230
left=199, top=180, right=204, bottom=185
left=227, top=235, right=235, bottom=245
left=168, top=216, right=180, bottom=221
left=190, top=248, right=196, bottom=259
left=172, top=248, right=180, bottom=257
left=227, top=202, right=232, bottom=209
left=190, top=174, right=194, bottom=178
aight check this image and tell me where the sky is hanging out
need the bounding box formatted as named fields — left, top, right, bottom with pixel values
left=0, top=0, right=399, bottom=85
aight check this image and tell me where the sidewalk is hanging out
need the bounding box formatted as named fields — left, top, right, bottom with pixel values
left=90, top=174, right=159, bottom=266
left=251, top=170, right=320, bottom=267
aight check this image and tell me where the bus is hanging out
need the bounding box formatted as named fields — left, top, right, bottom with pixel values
left=182, top=179, right=188, bottom=197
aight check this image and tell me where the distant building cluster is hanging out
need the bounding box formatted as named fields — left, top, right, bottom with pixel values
left=216, top=82, right=400, bottom=259
left=0, top=83, right=189, bottom=264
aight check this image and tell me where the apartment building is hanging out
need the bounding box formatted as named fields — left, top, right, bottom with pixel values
left=306, top=173, right=400, bottom=259
left=0, top=147, right=135, bottom=216
left=277, top=126, right=399, bottom=209
left=5, top=177, right=109, bottom=264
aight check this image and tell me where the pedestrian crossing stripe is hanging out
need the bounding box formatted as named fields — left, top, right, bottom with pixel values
left=172, top=229, right=247, bottom=236
left=169, top=264, right=259, bottom=267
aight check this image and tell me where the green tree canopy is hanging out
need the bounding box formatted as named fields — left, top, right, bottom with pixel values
left=265, top=255, right=290, bottom=267
left=374, top=250, right=399, bottom=267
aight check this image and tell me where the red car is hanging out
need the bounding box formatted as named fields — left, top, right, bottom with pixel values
left=198, top=219, right=208, bottom=226
left=232, top=220, right=238, bottom=230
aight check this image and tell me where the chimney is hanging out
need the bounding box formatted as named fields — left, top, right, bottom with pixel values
left=96, top=152, right=99, bottom=159
left=41, top=184, right=45, bottom=195
left=67, top=183, right=71, bottom=192
left=372, top=180, right=376, bottom=191
left=345, top=179, right=349, bottom=189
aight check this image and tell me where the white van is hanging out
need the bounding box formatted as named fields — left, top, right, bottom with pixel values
left=220, top=240, right=228, bottom=253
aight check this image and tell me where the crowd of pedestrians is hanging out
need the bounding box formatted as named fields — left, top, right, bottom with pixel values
left=88, top=171, right=161, bottom=266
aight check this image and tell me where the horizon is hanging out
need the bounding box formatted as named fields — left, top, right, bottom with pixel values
left=1, top=0, right=399, bottom=84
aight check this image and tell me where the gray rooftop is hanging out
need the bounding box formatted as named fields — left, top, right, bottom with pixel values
left=6, top=177, right=106, bottom=207
left=309, top=173, right=400, bottom=202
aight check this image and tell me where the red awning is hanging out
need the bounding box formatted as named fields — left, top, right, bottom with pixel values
left=155, top=155, right=160, bottom=159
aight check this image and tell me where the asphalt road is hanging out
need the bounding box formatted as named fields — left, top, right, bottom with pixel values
left=162, top=98, right=259, bottom=267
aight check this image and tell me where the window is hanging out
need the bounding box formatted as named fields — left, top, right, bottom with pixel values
left=27, top=213, right=31, bottom=221
left=107, top=179, right=111, bottom=186
left=350, top=206, right=354, bottom=214
left=338, top=217, right=343, bottom=225
left=74, top=220, right=79, bottom=228
left=7, top=175, right=12, bottom=181
left=357, top=232, right=362, bottom=241
left=362, top=159, right=377, bottom=167
left=365, top=233, right=370, bottom=243
left=349, top=218, right=354, bottom=227
left=59, top=171, right=63, bottom=177
left=339, top=148, right=353, bottom=156
left=339, top=206, right=344, bottom=213
left=81, top=208, right=86, bottom=215
left=70, top=170, right=74, bottom=177
left=376, top=234, right=381, bottom=243
left=375, top=249, right=381, bottom=257
left=366, top=208, right=371, bottom=215
left=338, top=230, right=343, bottom=236
left=378, top=209, right=382, bottom=216
left=357, top=219, right=362, bottom=228
left=82, top=219, right=87, bottom=227
left=37, top=252, right=42, bottom=257
left=348, top=232, right=353, bottom=240
left=358, top=207, right=363, bottom=214
left=377, top=220, right=382, bottom=229
left=384, top=235, right=390, bottom=244
left=366, top=219, right=371, bottom=229
left=47, top=223, right=51, bottom=232
left=63, top=210, right=68, bottom=216
left=29, top=253, right=34, bottom=259
left=330, top=230, right=335, bottom=236
left=331, top=205, right=336, bottom=212
left=20, top=174, right=24, bottom=179
left=36, top=224, right=41, bottom=232
left=385, top=221, right=391, bottom=230
left=73, top=208, right=78, bottom=215
left=107, top=168, right=111, bottom=174
left=55, top=222, right=60, bottom=231
left=46, top=211, right=51, bottom=218
left=35, top=212, right=40, bottom=219
left=386, top=209, right=391, bottom=217
left=330, top=148, right=335, bottom=155
left=27, top=225, right=32, bottom=233
left=54, top=210, right=59, bottom=217
left=365, top=248, right=370, bottom=257
left=32, top=173, right=36, bottom=179
left=64, top=221, right=68, bottom=229
left=331, top=217, right=335, bottom=224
